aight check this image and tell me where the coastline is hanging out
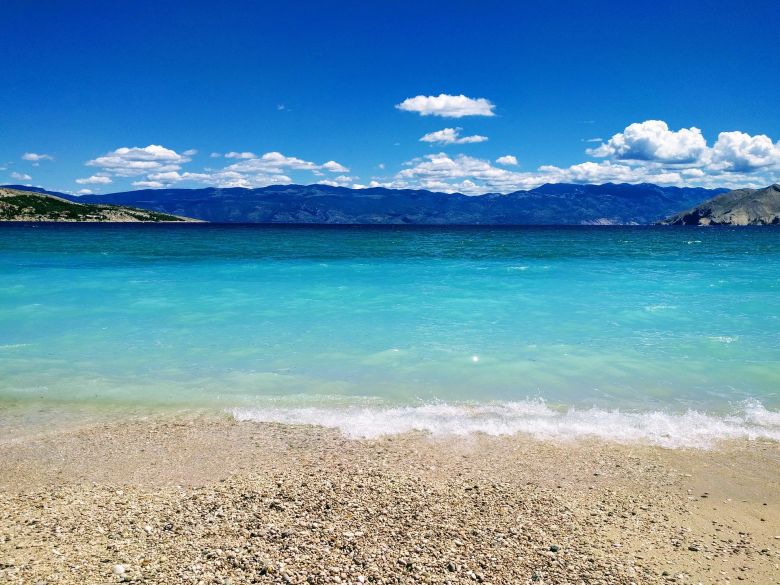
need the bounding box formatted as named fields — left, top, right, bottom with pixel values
left=1, top=412, right=778, bottom=584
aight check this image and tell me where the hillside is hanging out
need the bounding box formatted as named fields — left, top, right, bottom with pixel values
left=33, top=182, right=727, bottom=225
left=661, top=184, right=780, bottom=226
left=0, top=187, right=197, bottom=222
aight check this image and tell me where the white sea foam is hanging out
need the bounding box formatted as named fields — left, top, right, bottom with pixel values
left=229, top=399, right=780, bottom=449
left=710, top=336, right=738, bottom=344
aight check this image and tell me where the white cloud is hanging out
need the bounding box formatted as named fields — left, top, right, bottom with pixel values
left=390, top=153, right=539, bottom=194
left=322, top=160, right=350, bottom=173
left=538, top=161, right=683, bottom=185
left=381, top=154, right=688, bottom=194
left=207, top=170, right=293, bottom=188
left=22, top=152, right=53, bottom=162
left=225, top=151, right=257, bottom=159
left=317, top=175, right=355, bottom=187
left=709, top=131, right=780, bottom=172
left=210, top=152, right=350, bottom=186
left=378, top=123, right=780, bottom=194
left=75, top=121, right=780, bottom=195
left=420, top=127, right=488, bottom=145
left=77, top=189, right=93, bottom=195
left=396, top=94, right=495, bottom=118
left=146, top=171, right=213, bottom=185
left=87, top=145, right=193, bottom=177
left=81, top=142, right=352, bottom=190
left=76, top=175, right=113, bottom=185
left=10, top=172, right=32, bottom=181
left=588, top=120, right=707, bottom=164
left=224, top=152, right=315, bottom=174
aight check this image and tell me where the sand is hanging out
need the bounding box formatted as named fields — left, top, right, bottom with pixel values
left=0, top=411, right=778, bottom=584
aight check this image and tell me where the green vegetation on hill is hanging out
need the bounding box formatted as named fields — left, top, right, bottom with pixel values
left=0, top=188, right=194, bottom=222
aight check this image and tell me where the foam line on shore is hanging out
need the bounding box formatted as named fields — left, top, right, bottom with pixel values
left=229, top=399, right=780, bottom=449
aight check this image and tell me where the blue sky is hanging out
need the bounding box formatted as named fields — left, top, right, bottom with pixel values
left=2, top=0, right=779, bottom=194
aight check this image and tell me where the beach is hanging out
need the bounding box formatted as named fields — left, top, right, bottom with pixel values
left=1, top=412, right=778, bottom=584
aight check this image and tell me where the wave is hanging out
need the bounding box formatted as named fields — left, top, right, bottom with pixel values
left=229, top=399, right=780, bottom=449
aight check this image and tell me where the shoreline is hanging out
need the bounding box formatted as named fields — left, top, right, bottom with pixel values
left=3, top=397, right=779, bottom=450
left=1, top=413, right=778, bottom=584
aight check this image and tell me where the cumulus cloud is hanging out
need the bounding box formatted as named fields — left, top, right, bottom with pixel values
left=208, top=153, right=351, bottom=186
left=322, top=160, right=350, bottom=173
left=131, top=180, right=164, bottom=189
left=87, top=145, right=193, bottom=177
left=709, top=131, right=780, bottom=172
left=317, top=175, right=356, bottom=187
left=10, top=171, right=32, bottom=181
left=76, top=175, right=113, bottom=185
left=588, top=120, right=707, bottom=164
left=396, top=94, right=495, bottom=118
left=22, top=152, right=53, bottom=162
left=374, top=154, right=691, bottom=194
left=76, top=121, right=780, bottom=195
left=225, top=152, right=319, bottom=173
left=389, top=153, right=539, bottom=194
left=538, top=161, right=682, bottom=186
left=77, top=189, right=93, bottom=195
left=91, top=146, right=353, bottom=189
left=146, top=171, right=212, bottom=183
left=375, top=119, right=780, bottom=195
left=420, top=128, right=488, bottom=145
left=207, top=169, right=293, bottom=189
left=225, top=151, right=257, bottom=159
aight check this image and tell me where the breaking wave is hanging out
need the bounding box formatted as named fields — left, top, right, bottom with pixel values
left=229, top=399, right=780, bottom=449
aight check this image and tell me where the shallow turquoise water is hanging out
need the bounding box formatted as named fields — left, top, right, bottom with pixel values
left=1, top=224, right=779, bottom=446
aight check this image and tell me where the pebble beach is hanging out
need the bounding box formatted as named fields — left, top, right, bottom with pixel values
left=1, top=413, right=778, bottom=584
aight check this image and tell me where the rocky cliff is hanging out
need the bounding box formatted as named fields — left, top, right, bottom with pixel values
left=661, top=185, right=780, bottom=226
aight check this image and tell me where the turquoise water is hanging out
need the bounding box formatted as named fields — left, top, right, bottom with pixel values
left=1, top=224, right=779, bottom=446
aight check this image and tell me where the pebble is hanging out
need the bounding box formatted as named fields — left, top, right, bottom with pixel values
left=1, top=421, right=777, bottom=585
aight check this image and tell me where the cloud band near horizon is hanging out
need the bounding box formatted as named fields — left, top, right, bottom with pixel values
left=9, top=92, right=780, bottom=195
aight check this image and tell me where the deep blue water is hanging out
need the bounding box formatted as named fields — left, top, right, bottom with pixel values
left=1, top=224, right=779, bottom=446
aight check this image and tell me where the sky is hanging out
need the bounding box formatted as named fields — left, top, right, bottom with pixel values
left=2, top=0, right=780, bottom=195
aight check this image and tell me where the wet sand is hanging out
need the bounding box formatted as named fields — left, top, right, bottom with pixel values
left=0, top=412, right=778, bottom=584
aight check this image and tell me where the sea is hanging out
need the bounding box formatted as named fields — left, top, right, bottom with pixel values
left=1, top=223, right=779, bottom=448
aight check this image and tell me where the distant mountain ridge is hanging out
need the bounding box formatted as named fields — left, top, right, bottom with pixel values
left=661, top=184, right=780, bottom=226
left=2, top=182, right=728, bottom=225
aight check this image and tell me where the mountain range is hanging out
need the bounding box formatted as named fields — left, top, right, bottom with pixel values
left=2, top=182, right=728, bottom=225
